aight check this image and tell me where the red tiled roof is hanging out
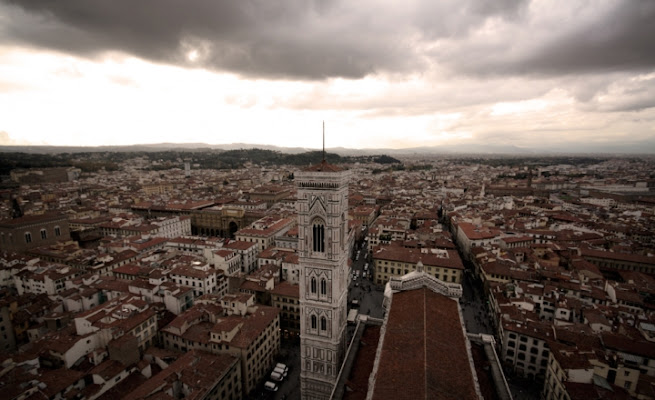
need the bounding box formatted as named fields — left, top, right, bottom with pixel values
left=0, top=212, right=67, bottom=227
left=270, top=281, right=299, bottom=298
left=343, top=325, right=382, bottom=400
left=227, top=306, right=280, bottom=349
left=457, top=222, right=501, bottom=240
left=302, top=160, right=342, bottom=172
left=373, top=246, right=464, bottom=270
left=581, top=248, right=655, bottom=266
left=124, top=350, right=238, bottom=400
left=371, top=288, right=479, bottom=400
left=224, top=240, right=257, bottom=251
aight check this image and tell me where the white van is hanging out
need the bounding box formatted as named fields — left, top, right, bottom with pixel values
left=270, top=370, right=284, bottom=382
left=274, top=366, right=288, bottom=377
left=276, top=363, right=288, bottom=372
left=264, top=381, right=278, bottom=391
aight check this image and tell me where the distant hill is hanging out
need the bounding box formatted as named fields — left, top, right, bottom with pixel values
left=0, top=148, right=394, bottom=175
left=1, top=140, right=653, bottom=156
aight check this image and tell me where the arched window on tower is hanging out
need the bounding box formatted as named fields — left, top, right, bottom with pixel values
left=320, top=317, right=327, bottom=331
left=312, top=219, right=325, bottom=253
left=311, top=277, right=317, bottom=294
left=311, top=315, right=317, bottom=330
left=320, top=278, right=327, bottom=296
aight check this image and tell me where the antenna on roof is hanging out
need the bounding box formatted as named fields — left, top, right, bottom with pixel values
left=322, top=120, right=325, bottom=162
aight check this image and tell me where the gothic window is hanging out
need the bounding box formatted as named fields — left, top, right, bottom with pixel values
left=311, top=315, right=317, bottom=330
left=54, top=226, right=61, bottom=236
left=312, top=219, right=325, bottom=252
left=320, top=317, right=327, bottom=331
left=40, top=229, right=47, bottom=240
left=311, top=277, right=317, bottom=294
left=320, top=278, right=327, bottom=296
left=24, top=232, right=32, bottom=244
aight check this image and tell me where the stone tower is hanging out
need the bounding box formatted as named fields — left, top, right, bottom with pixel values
left=297, top=160, right=350, bottom=400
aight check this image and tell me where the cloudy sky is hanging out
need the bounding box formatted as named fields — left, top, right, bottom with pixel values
left=1, top=0, right=654, bottom=152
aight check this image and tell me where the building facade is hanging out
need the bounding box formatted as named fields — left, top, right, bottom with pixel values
left=297, top=161, right=350, bottom=400
left=372, top=246, right=465, bottom=286
left=0, top=213, right=70, bottom=252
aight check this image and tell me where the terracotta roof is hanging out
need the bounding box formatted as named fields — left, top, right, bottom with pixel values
left=343, top=325, right=382, bottom=400
left=270, top=281, right=299, bottom=298
left=229, top=306, right=280, bottom=348
left=373, top=246, right=464, bottom=270
left=601, top=331, right=655, bottom=359
left=564, top=381, right=632, bottom=400
left=581, top=248, right=655, bottom=266
left=0, top=212, right=67, bottom=227
left=38, top=367, right=85, bottom=398
left=457, top=222, right=501, bottom=240
left=224, top=240, right=258, bottom=251
left=302, top=160, right=343, bottom=172
left=124, top=350, right=239, bottom=400
left=371, top=288, right=479, bottom=400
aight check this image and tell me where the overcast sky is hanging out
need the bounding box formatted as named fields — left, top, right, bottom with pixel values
left=1, top=0, right=654, bottom=152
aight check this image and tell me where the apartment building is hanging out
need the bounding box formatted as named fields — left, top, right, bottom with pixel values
left=14, top=265, right=81, bottom=296
left=223, top=240, right=259, bottom=274
left=125, top=350, right=242, bottom=400
left=270, top=280, right=300, bottom=335
left=499, top=321, right=553, bottom=381
left=453, top=221, right=502, bottom=259
left=543, top=344, right=604, bottom=400
left=235, top=216, right=295, bottom=253
left=167, top=257, right=226, bottom=298
left=160, top=298, right=281, bottom=397
left=581, top=248, right=655, bottom=275
left=372, top=245, right=465, bottom=286
left=205, top=249, right=241, bottom=276
left=150, top=216, right=192, bottom=238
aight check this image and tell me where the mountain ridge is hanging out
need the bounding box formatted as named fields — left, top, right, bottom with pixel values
left=0, top=141, right=653, bottom=155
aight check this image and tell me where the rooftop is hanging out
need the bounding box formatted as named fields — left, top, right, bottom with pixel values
left=370, top=287, right=479, bottom=400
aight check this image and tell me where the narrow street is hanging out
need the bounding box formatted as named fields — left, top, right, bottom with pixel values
left=460, top=269, right=495, bottom=336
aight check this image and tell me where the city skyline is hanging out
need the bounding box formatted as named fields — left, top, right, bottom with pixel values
left=1, top=1, right=654, bottom=152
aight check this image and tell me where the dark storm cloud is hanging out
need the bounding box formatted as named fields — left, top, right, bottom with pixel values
left=413, top=0, right=528, bottom=39
left=447, top=0, right=655, bottom=77
left=1, top=0, right=654, bottom=80
left=0, top=0, right=416, bottom=79
left=525, top=1, right=655, bottom=75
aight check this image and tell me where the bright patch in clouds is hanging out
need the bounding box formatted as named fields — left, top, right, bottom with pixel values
left=491, top=99, right=547, bottom=116
left=187, top=50, right=199, bottom=62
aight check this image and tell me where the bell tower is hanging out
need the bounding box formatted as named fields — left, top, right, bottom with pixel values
left=297, top=159, right=350, bottom=400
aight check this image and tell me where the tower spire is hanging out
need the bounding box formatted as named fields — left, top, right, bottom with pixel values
left=322, top=120, right=325, bottom=162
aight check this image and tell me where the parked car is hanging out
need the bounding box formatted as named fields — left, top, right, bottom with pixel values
left=276, top=363, right=288, bottom=372
left=270, top=371, right=284, bottom=382
left=273, top=366, right=288, bottom=378
left=264, top=381, right=278, bottom=391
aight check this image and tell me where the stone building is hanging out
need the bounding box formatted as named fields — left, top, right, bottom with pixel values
left=297, top=161, right=350, bottom=399
left=0, top=213, right=70, bottom=252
